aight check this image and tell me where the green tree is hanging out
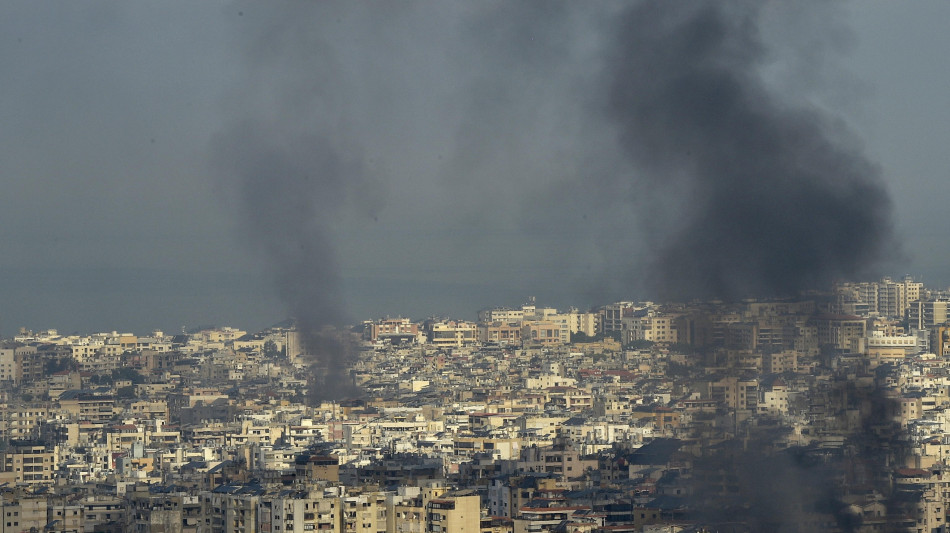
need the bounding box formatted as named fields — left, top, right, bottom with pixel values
left=571, top=331, right=621, bottom=343
left=625, top=339, right=655, bottom=350
left=571, top=331, right=594, bottom=343
left=263, top=339, right=282, bottom=359
left=45, top=356, right=78, bottom=375
left=111, top=368, right=145, bottom=384
left=667, top=342, right=696, bottom=354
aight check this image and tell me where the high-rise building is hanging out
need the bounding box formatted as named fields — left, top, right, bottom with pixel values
left=908, top=299, right=950, bottom=330
left=834, top=276, right=923, bottom=319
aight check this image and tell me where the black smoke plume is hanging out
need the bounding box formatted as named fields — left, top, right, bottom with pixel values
left=600, top=3, right=906, bottom=530
left=209, top=2, right=897, bottom=403
left=211, top=125, right=363, bottom=400
left=210, top=4, right=395, bottom=401
left=606, top=2, right=894, bottom=301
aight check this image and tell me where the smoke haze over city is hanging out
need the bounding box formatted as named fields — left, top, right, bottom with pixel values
left=0, top=3, right=948, bottom=529
left=1, top=1, right=949, bottom=335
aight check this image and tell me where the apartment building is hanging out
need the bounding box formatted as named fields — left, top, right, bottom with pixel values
left=0, top=444, right=56, bottom=486
left=425, top=492, right=479, bottom=533
left=425, top=322, right=477, bottom=349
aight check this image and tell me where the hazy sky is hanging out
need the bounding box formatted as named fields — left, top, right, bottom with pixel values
left=1, top=1, right=949, bottom=337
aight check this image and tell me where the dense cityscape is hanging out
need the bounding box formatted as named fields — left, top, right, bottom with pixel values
left=3, top=4, right=948, bottom=533
left=0, top=276, right=946, bottom=532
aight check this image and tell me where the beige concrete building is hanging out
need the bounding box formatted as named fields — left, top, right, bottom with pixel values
left=835, top=276, right=923, bottom=318
left=0, top=344, right=37, bottom=385
left=478, top=307, right=526, bottom=324
left=342, top=492, right=388, bottom=533
left=909, top=298, right=950, bottom=329
left=0, top=494, right=48, bottom=533
left=643, top=315, right=679, bottom=344
left=478, top=323, right=522, bottom=345
left=816, top=313, right=867, bottom=352
left=0, top=444, right=56, bottom=486
left=758, top=378, right=789, bottom=415
left=701, top=376, right=759, bottom=412
left=521, top=321, right=569, bottom=346
left=564, top=309, right=597, bottom=337
left=426, top=492, right=480, bottom=533
left=0, top=406, right=50, bottom=442
left=58, top=392, right=118, bottom=422
left=762, top=351, right=799, bottom=374
left=426, top=321, right=477, bottom=348
left=368, top=318, right=421, bottom=343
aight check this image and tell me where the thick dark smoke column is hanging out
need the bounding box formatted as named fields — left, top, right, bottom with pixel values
left=607, top=1, right=894, bottom=300
left=601, top=3, right=904, bottom=530
left=215, top=126, right=350, bottom=328
left=210, top=4, right=398, bottom=401
left=212, top=125, right=363, bottom=400
left=209, top=4, right=383, bottom=400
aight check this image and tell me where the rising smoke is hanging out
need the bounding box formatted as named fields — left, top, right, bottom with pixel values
left=210, top=2, right=904, bottom=525
left=212, top=2, right=894, bottom=396
left=211, top=124, right=364, bottom=399
left=600, top=5, right=900, bottom=529
left=605, top=2, right=894, bottom=301
left=210, top=2, right=605, bottom=399
left=209, top=4, right=389, bottom=399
